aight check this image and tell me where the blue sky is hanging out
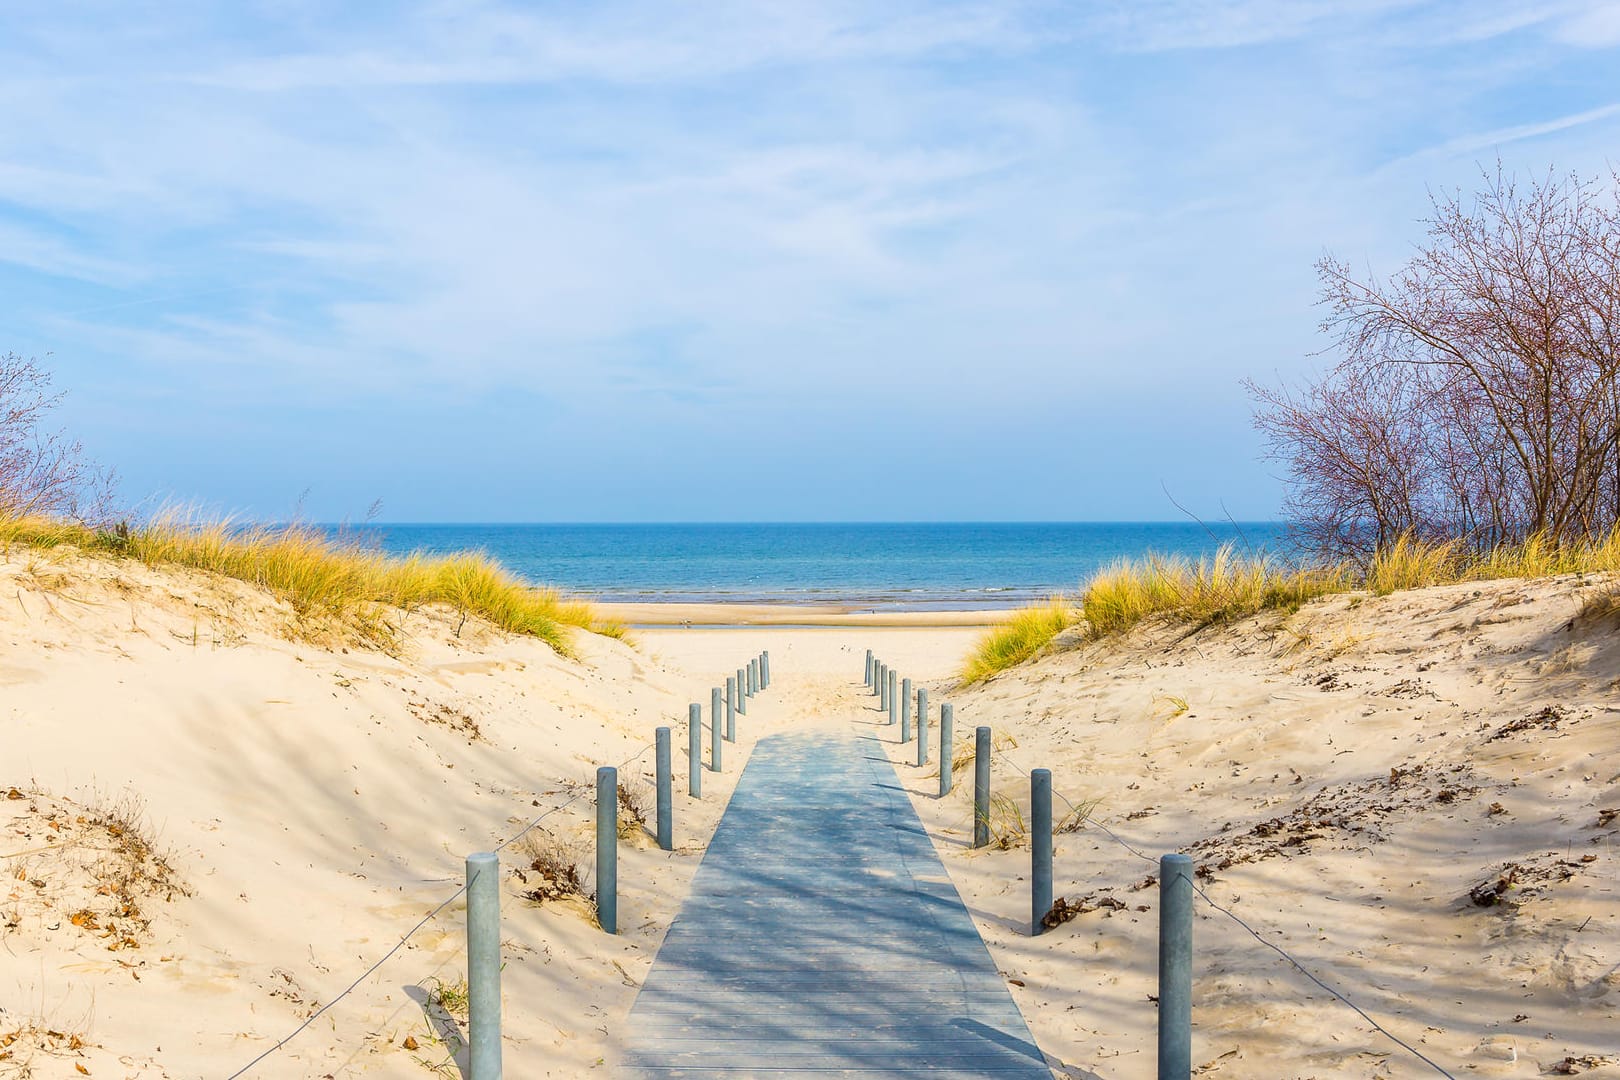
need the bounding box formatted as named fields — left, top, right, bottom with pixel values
left=3, top=1, right=1619, bottom=522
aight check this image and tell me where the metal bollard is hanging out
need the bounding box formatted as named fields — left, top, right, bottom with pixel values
left=689, top=704, right=702, bottom=798
left=864, top=649, right=873, bottom=686
left=597, top=767, right=618, bottom=934
left=901, top=677, right=913, bottom=742
left=725, top=677, right=736, bottom=741
left=465, top=851, right=502, bottom=1078
left=1031, top=769, right=1052, bottom=935
left=748, top=658, right=758, bottom=696
left=938, top=704, right=954, bottom=797
left=916, top=687, right=929, bottom=767
left=656, top=727, right=672, bottom=851
left=888, top=670, right=898, bottom=726
left=761, top=651, right=770, bottom=689
left=737, top=668, right=748, bottom=715
left=973, top=727, right=991, bottom=848
left=1158, top=853, right=1194, bottom=1080
left=717, top=682, right=729, bottom=771
left=874, top=660, right=883, bottom=698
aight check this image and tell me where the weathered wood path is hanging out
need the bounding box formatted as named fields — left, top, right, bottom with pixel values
left=621, top=730, right=1052, bottom=1078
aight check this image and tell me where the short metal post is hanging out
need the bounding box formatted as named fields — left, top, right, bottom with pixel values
left=737, top=668, right=748, bottom=715
left=1159, top=853, right=1194, bottom=1080
left=1032, top=769, right=1052, bottom=935
left=938, top=704, right=954, bottom=797
left=873, top=659, right=882, bottom=697
left=887, top=670, right=898, bottom=726
left=864, top=649, right=873, bottom=686
left=656, top=727, right=672, bottom=852
left=596, top=767, right=617, bottom=934
left=717, top=683, right=728, bottom=771
left=916, top=688, right=929, bottom=767
left=973, top=727, right=991, bottom=848
left=877, top=661, right=886, bottom=704
left=748, top=659, right=757, bottom=695
left=761, top=651, right=770, bottom=688
left=689, top=704, right=702, bottom=798
left=901, top=677, right=913, bottom=742
left=465, top=851, right=502, bottom=1079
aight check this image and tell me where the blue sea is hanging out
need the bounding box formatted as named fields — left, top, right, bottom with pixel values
left=346, top=523, right=1290, bottom=610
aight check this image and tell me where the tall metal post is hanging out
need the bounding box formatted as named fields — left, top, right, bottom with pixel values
left=717, top=682, right=729, bottom=771
left=465, top=851, right=502, bottom=1079
left=873, top=659, right=882, bottom=697
left=656, top=727, right=672, bottom=852
left=887, top=670, right=898, bottom=726
left=877, top=661, right=886, bottom=704
left=1159, top=853, right=1195, bottom=1080
left=761, top=651, right=770, bottom=688
left=689, top=703, right=702, bottom=798
left=916, top=687, right=929, bottom=767
left=596, top=767, right=618, bottom=934
left=1031, top=769, right=1052, bottom=934
left=736, top=668, right=748, bottom=715
left=973, top=727, right=991, bottom=848
left=748, top=658, right=758, bottom=695
left=864, top=649, right=873, bottom=686
left=725, top=677, right=737, bottom=741
left=901, top=677, right=913, bottom=741
left=938, top=704, right=954, bottom=797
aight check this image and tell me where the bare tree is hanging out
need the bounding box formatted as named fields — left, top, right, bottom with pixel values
left=1250, top=167, right=1620, bottom=558
left=0, top=352, right=116, bottom=523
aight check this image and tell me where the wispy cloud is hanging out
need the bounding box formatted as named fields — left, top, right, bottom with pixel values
left=1383, top=101, right=1620, bottom=169
left=0, top=0, right=1617, bottom=519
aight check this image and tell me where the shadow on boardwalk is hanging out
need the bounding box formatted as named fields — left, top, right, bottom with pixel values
left=620, top=730, right=1063, bottom=1079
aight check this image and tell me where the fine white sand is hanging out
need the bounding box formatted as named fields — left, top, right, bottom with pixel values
left=5, top=551, right=1618, bottom=1077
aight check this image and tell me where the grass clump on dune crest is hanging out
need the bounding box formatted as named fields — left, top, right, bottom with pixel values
left=1081, top=546, right=1352, bottom=638
left=1364, top=531, right=1620, bottom=594
left=962, top=531, right=1620, bottom=683
left=959, top=597, right=1076, bottom=685
left=0, top=513, right=622, bottom=654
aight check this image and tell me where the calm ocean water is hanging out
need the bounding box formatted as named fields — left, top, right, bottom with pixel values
left=349, top=523, right=1290, bottom=609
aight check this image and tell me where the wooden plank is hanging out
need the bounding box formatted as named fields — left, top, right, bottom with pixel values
left=620, top=730, right=1051, bottom=1079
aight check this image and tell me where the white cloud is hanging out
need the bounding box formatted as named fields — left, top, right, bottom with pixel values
left=1, top=0, right=1617, bottom=517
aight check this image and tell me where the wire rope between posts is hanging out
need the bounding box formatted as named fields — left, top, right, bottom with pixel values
left=1081, top=813, right=1456, bottom=1079
left=953, top=722, right=1457, bottom=1080
left=225, top=737, right=656, bottom=1078
left=223, top=879, right=472, bottom=1079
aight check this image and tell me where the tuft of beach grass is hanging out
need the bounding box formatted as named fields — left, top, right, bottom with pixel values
left=0, top=512, right=620, bottom=654
left=961, top=532, right=1620, bottom=683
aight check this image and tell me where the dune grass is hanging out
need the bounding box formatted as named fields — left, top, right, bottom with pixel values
left=1081, top=547, right=1352, bottom=639
left=0, top=514, right=622, bottom=655
left=959, top=597, right=1075, bottom=685
left=961, top=531, right=1620, bottom=683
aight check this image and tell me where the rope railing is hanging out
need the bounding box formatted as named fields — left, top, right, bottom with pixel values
left=862, top=650, right=1458, bottom=1080
left=223, top=738, right=655, bottom=1079
left=228, top=649, right=776, bottom=1078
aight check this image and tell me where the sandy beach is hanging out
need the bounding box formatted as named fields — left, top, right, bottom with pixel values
left=599, top=601, right=1014, bottom=628
left=4, top=550, right=1618, bottom=1077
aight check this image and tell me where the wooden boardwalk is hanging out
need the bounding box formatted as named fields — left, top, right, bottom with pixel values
left=620, top=730, right=1052, bottom=1079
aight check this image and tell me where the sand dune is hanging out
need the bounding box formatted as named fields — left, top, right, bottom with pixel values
left=875, top=575, right=1620, bottom=1078
left=5, top=551, right=1618, bottom=1077
left=1, top=550, right=773, bottom=1076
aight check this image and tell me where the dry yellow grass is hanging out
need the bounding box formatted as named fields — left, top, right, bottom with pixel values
left=0, top=514, right=622, bottom=655
left=959, top=597, right=1075, bottom=684
left=962, top=531, right=1620, bottom=682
